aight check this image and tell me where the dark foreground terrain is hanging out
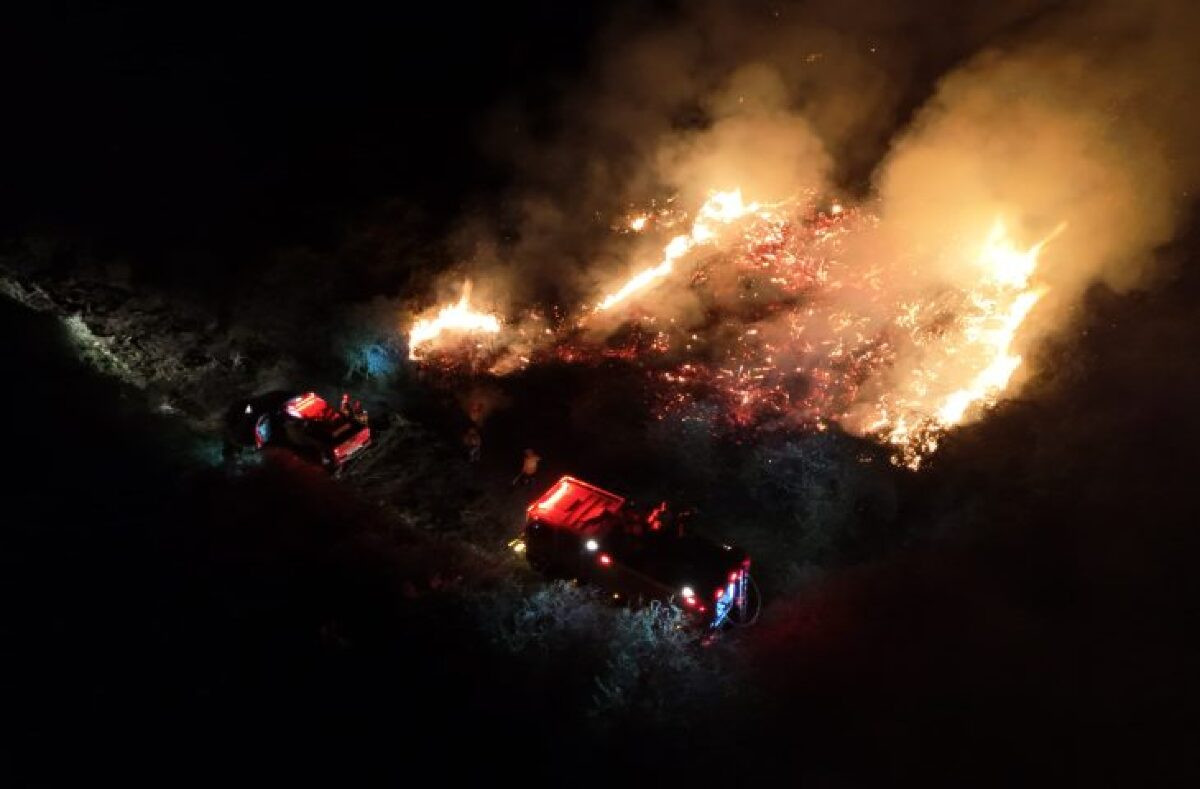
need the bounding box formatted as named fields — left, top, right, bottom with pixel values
left=4, top=252, right=1200, bottom=785
left=5, top=2, right=1200, bottom=785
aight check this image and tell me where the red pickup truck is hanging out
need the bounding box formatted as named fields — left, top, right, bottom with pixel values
left=522, top=476, right=756, bottom=629
left=226, top=390, right=371, bottom=470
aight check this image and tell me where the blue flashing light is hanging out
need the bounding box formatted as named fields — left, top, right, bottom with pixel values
left=711, top=579, right=737, bottom=628
left=255, top=415, right=271, bottom=447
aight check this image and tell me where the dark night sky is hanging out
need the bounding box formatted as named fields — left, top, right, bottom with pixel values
left=2, top=2, right=604, bottom=262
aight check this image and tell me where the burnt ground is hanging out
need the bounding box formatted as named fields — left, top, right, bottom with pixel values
left=4, top=3, right=1200, bottom=784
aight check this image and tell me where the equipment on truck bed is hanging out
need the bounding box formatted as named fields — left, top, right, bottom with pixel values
left=225, top=390, right=371, bottom=470
left=522, top=476, right=758, bottom=629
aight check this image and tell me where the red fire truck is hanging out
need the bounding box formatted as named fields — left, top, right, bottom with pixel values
left=226, top=390, right=371, bottom=470
left=522, top=476, right=757, bottom=629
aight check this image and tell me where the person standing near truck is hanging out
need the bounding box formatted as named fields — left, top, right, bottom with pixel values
left=463, top=426, right=482, bottom=464
left=350, top=399, right=368, bottom=427
left=511, top=448, right=541, bottom=488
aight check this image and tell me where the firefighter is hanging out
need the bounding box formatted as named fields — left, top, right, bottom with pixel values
left=646, top=501, right=669, bottom=533
left=351, top=399, right=368, bottom=427
left=511, top=448, right=541, bottom=487
left=463, top=425, right=482, bottom=463
left=339, top=393, right=351, bottom=417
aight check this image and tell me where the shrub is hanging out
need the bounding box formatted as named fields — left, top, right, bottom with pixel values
left=734, top=431, right=898, bottom=587
left=481, top=581, right=726, bottom=725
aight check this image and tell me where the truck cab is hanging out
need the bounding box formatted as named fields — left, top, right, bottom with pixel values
left=523, top=476, right=753, bottom=629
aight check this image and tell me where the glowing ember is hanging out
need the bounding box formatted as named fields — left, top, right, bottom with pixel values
left=407, top=280, right=501, bottom=360
left=407, top=193, right=1063, bottom=471
left=866, top=219, right=1064, bottom=467
left=597, top=189, right=762, bottom=312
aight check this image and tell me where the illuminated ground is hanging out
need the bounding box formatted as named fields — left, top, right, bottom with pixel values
left=5, top=257, right=1200, bottom=783
left=4, top=2, right=1200, bottom=784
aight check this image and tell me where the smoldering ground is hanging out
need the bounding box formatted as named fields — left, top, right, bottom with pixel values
left=7, top=228, right=1200, bottom=786
left=421, top=0, right=1200, bottom=444
left=5, top=1, right=1200, bottom=785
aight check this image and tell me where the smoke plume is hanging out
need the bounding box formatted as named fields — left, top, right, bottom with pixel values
left=407, top=0, right=1200, bottom=452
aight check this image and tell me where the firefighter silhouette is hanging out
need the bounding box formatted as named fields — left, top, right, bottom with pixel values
left=463, top=426, right=482, bottom=463
left=511, top=448, right=540, bottom=487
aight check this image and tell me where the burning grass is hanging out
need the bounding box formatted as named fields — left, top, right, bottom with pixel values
left=406, top=192, right=1063, bottom=469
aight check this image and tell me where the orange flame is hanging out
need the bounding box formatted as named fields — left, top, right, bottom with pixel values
left=405, top=198, right=1066, bottom=474
left=873, top=218, right=1065, bottom=467
left=407, top=281, right=501, bottom=360
left=597, top=189, right=761, bottom=312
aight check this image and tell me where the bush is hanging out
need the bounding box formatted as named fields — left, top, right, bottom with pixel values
left=734, top=431, right=898, bottom=589
left=480, top=581, right=727, bottom=726
left=490, top=581, right=610, bottom=655
left=645, top=401, right=723, bottom=492
left=590, top=599, right=708, bottom=721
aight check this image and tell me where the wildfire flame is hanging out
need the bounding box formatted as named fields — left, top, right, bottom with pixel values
left=404, top=193, right=1064, bottom=471
left=869, top=218, right=1064, bottom=467
left=407, top=280, right=501, bottom=360
left=597, top=189, right=762, bottom=312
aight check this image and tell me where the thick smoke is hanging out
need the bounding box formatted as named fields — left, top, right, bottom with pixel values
left=445, top=0, right=1053, bottom=309
left=839, top=0, right=1200, bottom=420
left=872, top=0, right=1200, bottom=308
left=412, top=0, right=1200, bottom=433
left=654, top=63, right=830, bottom=205
left=486, top=0, right=1189, bottom=280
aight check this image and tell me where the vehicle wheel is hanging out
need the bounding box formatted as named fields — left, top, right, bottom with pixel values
left=526, top=549, right=548, bottom=574
left=528, top=551, right=571, bottom=579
